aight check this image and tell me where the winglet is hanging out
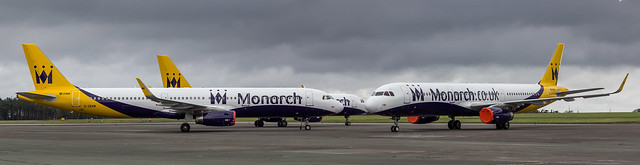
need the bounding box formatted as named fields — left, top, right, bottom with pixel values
left=613, top=73, right=629, bottom=94
left=136, top=78, right=159, bottom=100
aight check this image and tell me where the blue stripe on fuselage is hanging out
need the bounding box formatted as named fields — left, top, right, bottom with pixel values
left=76, top=87, right=157, bottom=118
left=333, top=107, right=366, bottom=116
left=514, top=85, right=545, bottom=112
left=232, top=105, right=335, bottom=117
left=374, top=102, right=478, bottom=117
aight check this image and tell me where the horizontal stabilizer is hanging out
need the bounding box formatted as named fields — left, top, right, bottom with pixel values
left=16, top=92, right=57, bottom=102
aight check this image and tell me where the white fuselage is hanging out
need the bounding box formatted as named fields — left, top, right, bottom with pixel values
left=78, top=87, right=344, bottom=118
left=365, top=83, right=546, bottom=116
left=330, top=94, right=368, bottom=116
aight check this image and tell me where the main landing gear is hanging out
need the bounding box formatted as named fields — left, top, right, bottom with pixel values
left=390, top=116, right=400, bottom=132
left=181, top=114, right=193, bottom=132
left=254, top=118, right=288, bottom=127
left=344, top=115, right=351, bottom=126
left=180, top=123, right=190, bottom=132
left=277, top=120, right=288, bottom=127
left=447, top=116, right=462, bottom=130
left=254, top=120, right=264, bottom=127
left=496, top=121, right=510, bottom=130
left=299, top=117, right=311, bottom=131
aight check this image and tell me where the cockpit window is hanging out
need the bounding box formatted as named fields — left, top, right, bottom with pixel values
left=322, top=95, right=334, bottom=100
left=372, top=91, right=394, bottom=97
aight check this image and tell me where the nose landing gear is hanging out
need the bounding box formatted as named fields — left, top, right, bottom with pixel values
left=390, top=116, right=400, bottom=132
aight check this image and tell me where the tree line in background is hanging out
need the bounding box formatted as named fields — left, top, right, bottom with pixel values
left=1, top=96, right=639, bottom=120
left=0, top=97, right=102, bottom=120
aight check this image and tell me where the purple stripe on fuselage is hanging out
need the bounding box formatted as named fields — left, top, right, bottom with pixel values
left=514, top=85, right=545, bottom=112
left=232, top=105, right=335, bottom=118
left=333, top=107, right=366, bottom=116
left=76, top=87, right=157, bottom=118
left=374, top=102, right=478, bottom=117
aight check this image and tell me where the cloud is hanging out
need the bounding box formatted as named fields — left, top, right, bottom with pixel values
left=1, top=0, right=639, bottom=112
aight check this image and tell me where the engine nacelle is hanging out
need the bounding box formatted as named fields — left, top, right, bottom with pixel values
left=407, top=116, right=440, bottom=124
left=480, top=107, right=514, bottom=124
left=195, top=111, right=236, bottom=126
left=153, top=112, right=185, bottom=119
left=294, top=116, right=323, bottom=122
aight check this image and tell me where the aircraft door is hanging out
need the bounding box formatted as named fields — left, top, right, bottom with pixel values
left=350, top=96, right=357, bottom=108
left=305, top=90, right=314, bottom=106
left=71, top=91, right=80, bottom=107
left=399, top=85, right=411, bottom=104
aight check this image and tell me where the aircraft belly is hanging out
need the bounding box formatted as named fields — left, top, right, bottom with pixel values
left=232, top=105, right=335, bottom=117
left=374, top=102, right=478, bottom=117
left=333, top=107, right=367, bottom=116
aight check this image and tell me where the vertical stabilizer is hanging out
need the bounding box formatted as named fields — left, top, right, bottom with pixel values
left=22, top=44, right=74, bottom=90
left=157, top=55, right=191, bottom=88
left=539, top=43, right=564, bottom=86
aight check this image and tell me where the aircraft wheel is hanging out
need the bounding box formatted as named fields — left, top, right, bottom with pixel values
left=391, top=126, right=399, bottom=132
left=447, top=120, right=454, bottom=129
left=180, top=123, right=190, bottom=132
left=503, top=121, right=510, bottom=130
left=304, top=125, right=311, bottom=130
left=254, top=120, right=264, bottom=127
left=453, top=120, right=462, bottom=129
left=278, top=120, right=288, bottom=127
left=345, top=121, right=351, bottom=126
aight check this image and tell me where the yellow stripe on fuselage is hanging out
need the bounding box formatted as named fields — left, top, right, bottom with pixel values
left=517, top=85, right=568, bottom=113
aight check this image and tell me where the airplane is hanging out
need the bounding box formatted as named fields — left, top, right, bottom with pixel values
left=330, top=94, right=368, bottom=126
left=157, top=55, right=367, bottom=128
left=364, top=43, right=629, bottom=132
left=16, top=44, right=343, bottom=132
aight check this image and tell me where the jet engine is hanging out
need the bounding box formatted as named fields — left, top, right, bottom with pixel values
left=479, top=107, right=514, bottom=124
left=195, top=111, right=236, bottom=126
left=407, top=115, right=440, bottom=124
left=294, top=116, right=323, bottom=122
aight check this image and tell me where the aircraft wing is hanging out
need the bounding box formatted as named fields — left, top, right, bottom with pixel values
left=136, top=78, right=231, bottom=114
left=16, top=92, right=57, bottom=102
left=556, top=87, right=604, bottom=96
left=470, top=73, right=628, bottom=111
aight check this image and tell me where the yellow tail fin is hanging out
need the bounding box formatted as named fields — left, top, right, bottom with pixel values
left=157, top=55, right=191, bottom=88
left=539, top=43, right=564, bottom=86
left=22, top=44, right=74, bottom=90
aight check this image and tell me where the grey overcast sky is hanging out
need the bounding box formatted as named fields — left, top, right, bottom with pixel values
left=0, top=0, right=638, bottom=112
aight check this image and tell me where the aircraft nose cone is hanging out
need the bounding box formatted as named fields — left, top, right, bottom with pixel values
left=329, top=101, right=344, bottom=114
left=364, top=99, right=378, bottom=113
